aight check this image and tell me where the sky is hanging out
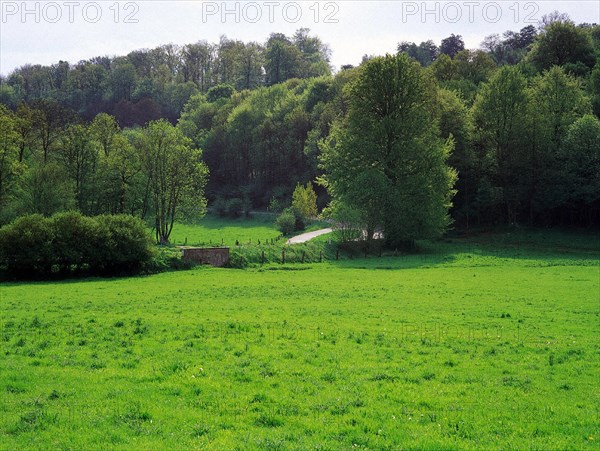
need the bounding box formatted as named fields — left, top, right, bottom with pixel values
left=1, top=1, right=599, bottom=75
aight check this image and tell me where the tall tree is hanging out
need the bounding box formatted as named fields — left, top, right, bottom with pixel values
left=320, top=54, right=456, bottom=248
left=265, top=33, right=302, bottom=85
left=14, top=104, right=35, bottom=162
left=138, top=120, right=208, bottom=244
left=529, top=66, right=592, bottom=216
left=434, top=89, right=474, bottom=227
left=58, top=124, right=99, bottom=213
left=440, top=34, right=465, bottom=58
left=0, top=106, right=20, bottom=211
left=560, top=115, right=600, bottom=224
left=471, top=66, right=530, bottom=224
left=29, top=100, right=75, bottom=164
left=398, top=40, right=438, bottom=66
left=528, top=21, right=596, bottom=73
left=90, top=113, right=120, bottom=157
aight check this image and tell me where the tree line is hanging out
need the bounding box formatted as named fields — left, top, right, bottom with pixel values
left=1, top=15, right=599, bottom=240
left=0, top=29, right=331, bottom=126
left=0, top=105, right=207, bottom=244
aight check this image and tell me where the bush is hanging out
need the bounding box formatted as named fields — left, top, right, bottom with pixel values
left=268, top=197, right=285, bottom=214
left=0, top=212, right=154, bottom=279
left=276, top=209, right=296, bottom=235
left=144, top=246, right=196, bottom=273
left=213, top=197, right=228, bottom=217
left=226, top=198, right=244, bottom=218
left=0, top=214, right=55, bottom=276
left=52, top=211, right=103, bottom=273
left=95, top=215, right=155, bottom=273
left=323, top=201, right=363, bottom=243
left=292, top=208, right=306, bottom=232
left=227, top=249, right=248, bottom=268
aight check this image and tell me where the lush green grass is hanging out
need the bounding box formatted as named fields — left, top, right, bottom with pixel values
left=1, top=230, right=598, bottom=449
left=168, top=214, right=283, bottom=247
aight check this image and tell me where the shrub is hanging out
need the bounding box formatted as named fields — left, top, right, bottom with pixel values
left=292, top=183, right=318, bottom=221
left=292, top=208, right=306, bottom=232
left=322, top=201, right=363, bottom=243
left=0, top=212, right=154, bottom=279
left=276, top=208, right=296, bottom=235
left=268, top=197, right=284, bottom=214
left=227, top=249, right=248, bottom=268
left=95, top=215, right=155, bottom=273
left=144, top=246, right=196, bottom=273
left=226, top=198, right=244, bottom=218
left=0, top=214, right=54, bottom=276
left=212, top=197, right=228, bottom=217
left=52, top=211, right=102, bottom=273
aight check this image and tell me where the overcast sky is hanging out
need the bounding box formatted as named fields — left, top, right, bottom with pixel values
left=1, top=1, right=599, bottom=75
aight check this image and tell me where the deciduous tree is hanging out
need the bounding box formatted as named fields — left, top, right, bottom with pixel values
left=138, top=120, right=208, bottom=244
left=320, top=54, right=456, bottom=248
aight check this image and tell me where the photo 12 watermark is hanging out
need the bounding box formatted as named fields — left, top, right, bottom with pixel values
left=200, top=1, right=340, bottom=24
left=1, top=1, right=140, bottom=24
left=401, top=1, right=540, bottom=24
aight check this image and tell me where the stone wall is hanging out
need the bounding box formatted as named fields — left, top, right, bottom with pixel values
left=181, top=247, right=230, bottom=267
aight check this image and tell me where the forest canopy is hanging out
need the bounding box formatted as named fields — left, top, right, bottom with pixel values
left=1, top=18, right=599, bottom=235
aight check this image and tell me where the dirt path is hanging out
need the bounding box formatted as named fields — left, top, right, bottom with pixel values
left=286, top=228, right=333, bottom=244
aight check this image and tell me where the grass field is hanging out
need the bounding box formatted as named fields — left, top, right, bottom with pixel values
left=1, top=229, right=598, bottom=449
left=169, top=214, right=283, bottom=247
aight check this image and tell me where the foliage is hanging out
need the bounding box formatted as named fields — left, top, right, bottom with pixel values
left=559, top=114, right=600, bottom=220
left=0, top=212, right=153, bottom=278
left=9, top=164, right=76, bottom=219
left=440, top=34, right=465, bottom=58
left=1, top=21, right=599, bottom=229
left=94, top=214, right=155, bottom=273
left=471, top=66, right=530, bottom=224
left=179, top=76, right=344, bottom=209
left=206, top=84, right=235, bottom=102
left=267, top=196, right=285, bottom=213
left=322, top=200, right=362, bottom=243
left=321, top=54, right=457, bottom=248
left=0, top=214, right=55, bottom=275
left=137, top=120, right=208, bottom=244
left=291, top=182, right=318, bottom=220
left=528, top=67, right=593, bottom=215
left=0, top=105, right=21, bottom=210
left=225, top=198, right=244, bottom=218
left=0, top=29, right=328, bottom=123
left=528, top=21, right=596, bottom=72
left=397, top=40, right=438, bottom=66
left=276, top=208, right=297, bottom=235
left=481, top=25, right=537, bottom=65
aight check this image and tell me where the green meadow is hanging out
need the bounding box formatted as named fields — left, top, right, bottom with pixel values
left=169, top=214, right=283, bottom=247
left=1, top=228, right=598, bottom=449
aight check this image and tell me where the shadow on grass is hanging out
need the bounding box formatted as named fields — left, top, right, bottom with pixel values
left=324, top=227, right=599, bottom=271
left=182, top=214, right=275, bottom=231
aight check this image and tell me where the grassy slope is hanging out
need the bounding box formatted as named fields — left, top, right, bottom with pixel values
left=0, top=231, right=598, bottom=449
left=168, top=214, right=282, bottom=247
